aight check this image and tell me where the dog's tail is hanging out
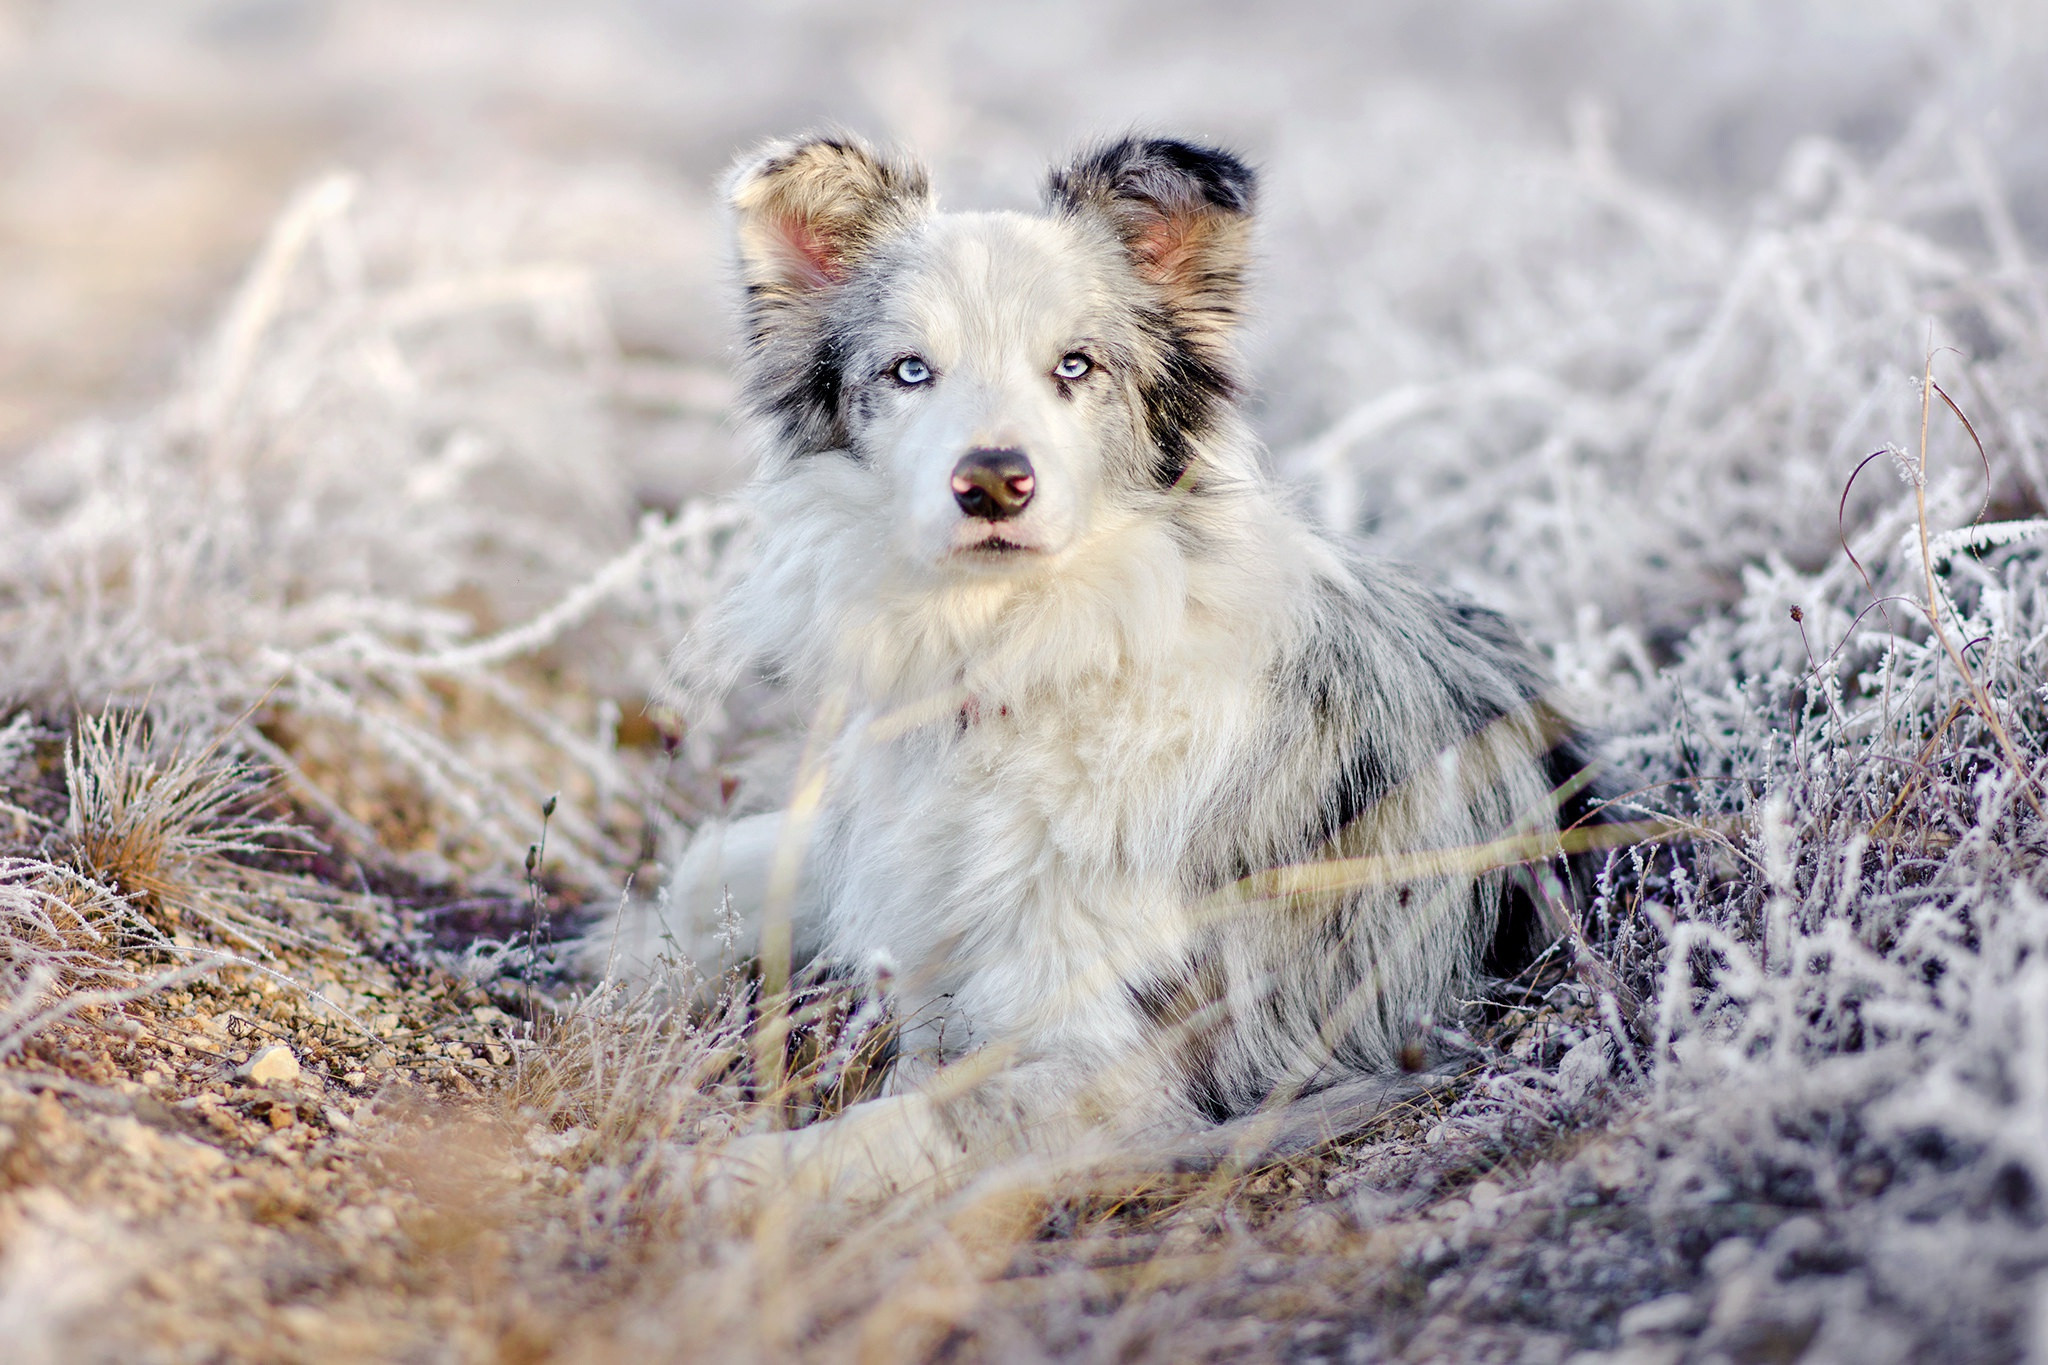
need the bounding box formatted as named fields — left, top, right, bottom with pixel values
left=1161, top=1064, right=1466, bottom=1173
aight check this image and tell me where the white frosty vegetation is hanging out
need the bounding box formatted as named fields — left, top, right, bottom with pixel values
left=0, top=3, right=2044, bottom=1355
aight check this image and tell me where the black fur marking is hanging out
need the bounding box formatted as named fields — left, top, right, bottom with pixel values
left=1127, top=972, right=1188, bottom=1030
left=1485, top=732, right=1615, bottom=981
left=801, top=333, right=846, bottom=450
left=1317, top=740, right=1396, bottom=846
left=1296, top=598, right=1365, bottom=724
left=1137, top=312, right=1235, bottom=488
left=1045, top=136, right=1256, bottom=220
left=1126, top=961, right=1234, bottom=1122
left=750, top=325, right=851, bottom=457
left=1184, top=1052, right=1235, bottom=1124
left=1444, top=599, right=1540, bottom=663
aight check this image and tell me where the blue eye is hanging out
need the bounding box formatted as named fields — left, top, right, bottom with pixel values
left=893, top=356, right=932, bottom=385
left=1053, top=353, right=1092, bottom=380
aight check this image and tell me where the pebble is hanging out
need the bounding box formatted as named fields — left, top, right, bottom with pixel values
left=241, top=1044, right=302, bottom=1087
left=1618, top=1293, right=1703, bottom=1338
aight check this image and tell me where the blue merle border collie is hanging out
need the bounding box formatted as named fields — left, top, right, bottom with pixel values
left=608, top=131, right=1605, bottom=1200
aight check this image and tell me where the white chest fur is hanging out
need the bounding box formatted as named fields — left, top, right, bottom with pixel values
left=814, top=623, right=1273, bottom=1066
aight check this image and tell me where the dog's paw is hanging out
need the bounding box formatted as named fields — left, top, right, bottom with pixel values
left=672, top=1126, right=861, bottom=1218
left=668, top=1130, right=789, bottom=1217
left=677, top=1095, right=960, bottom=1213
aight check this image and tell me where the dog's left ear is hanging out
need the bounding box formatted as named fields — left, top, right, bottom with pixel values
left=1046, top=137, right=1256, bottom=344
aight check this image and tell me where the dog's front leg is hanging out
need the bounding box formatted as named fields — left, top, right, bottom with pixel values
left=583, top=809, right=827, bottom=984
left=695, top=1090, right=970, bottom=1206
left=688, top=1051, right=1176, bottom=1208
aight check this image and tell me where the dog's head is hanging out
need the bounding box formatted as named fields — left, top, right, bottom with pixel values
left=724, top=132, right=1257, bottom=574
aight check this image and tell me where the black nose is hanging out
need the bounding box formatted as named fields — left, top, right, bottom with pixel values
left=951, top=448, right=1036, bottom=521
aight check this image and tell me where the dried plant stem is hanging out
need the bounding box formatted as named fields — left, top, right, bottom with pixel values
left=1912, top=359, right=2045, bottom=821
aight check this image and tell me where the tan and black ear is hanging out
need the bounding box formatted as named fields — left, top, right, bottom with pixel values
left=1045, top=136, right=1255, bottom=348
left=725, top=133, right=932, bottom=453
left=1046, top=137, right=1256, bottom=488
left=728, top=133, right=932, bottom=294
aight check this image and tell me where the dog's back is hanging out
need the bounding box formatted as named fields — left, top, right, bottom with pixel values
left=1148, top=546, right=1593, bottom=1118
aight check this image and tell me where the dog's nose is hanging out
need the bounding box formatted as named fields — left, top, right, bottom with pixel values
left=951, top=449, right=1035, bottom=521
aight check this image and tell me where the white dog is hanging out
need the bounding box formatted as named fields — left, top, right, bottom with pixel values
left=601, top=132, right=1601, bottom=1200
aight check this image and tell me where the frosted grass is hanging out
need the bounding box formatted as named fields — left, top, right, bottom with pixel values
left=0, top=0, right=2044, bottom=1355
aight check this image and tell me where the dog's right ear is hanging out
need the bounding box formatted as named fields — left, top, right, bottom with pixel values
left=1046, top=137, right=1255, bottom=488
left=1044, top=136, right=1255, bottom=343
left=727, top=134, right=932, bottom=298
left=725, top=135, right=931, bottom=455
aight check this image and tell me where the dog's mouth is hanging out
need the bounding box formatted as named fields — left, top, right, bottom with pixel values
left=950, top=528, right=1041, bottom=558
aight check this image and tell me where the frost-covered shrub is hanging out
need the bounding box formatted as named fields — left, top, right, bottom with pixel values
left=0, top=176, right=750, bottom=884
left=0, top=1, right=2045, bottom=1354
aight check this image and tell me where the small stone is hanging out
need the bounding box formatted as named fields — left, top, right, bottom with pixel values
left=1618, top=1293, right=1703, bottom=1338
left=1557, top=1035, right=1612, bottom=1105
left=1703, top=1237, right=1754, bottom=1277
left=1585, top=1137, right=1649, bottom=1193
left=240, top=1045, right=301, bottom=1087
left=1290, top=1206, right=1349, bottom=1252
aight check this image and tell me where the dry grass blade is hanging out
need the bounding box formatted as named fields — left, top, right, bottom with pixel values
left=0, top=861, right=153, bottom=1048
left=1908, top=362, right=2046, bottom=820
left=60, top=711, right=316, bottom=955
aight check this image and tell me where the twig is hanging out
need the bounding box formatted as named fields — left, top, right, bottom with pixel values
left=523, top=794, right=558, bottom=1034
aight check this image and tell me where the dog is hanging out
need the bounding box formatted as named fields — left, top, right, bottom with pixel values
left=602, top=131, right=1603, bottom=1201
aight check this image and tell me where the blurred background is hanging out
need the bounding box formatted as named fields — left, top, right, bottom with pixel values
left=8, top=0, right=2043, bottom=456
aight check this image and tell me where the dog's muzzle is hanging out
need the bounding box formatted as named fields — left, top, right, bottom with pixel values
left=951, top=449, right=1035, bottom=521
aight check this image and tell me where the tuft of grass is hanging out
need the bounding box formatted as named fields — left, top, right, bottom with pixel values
left=0, top=708, right=375, bottom=1068
left=60, top=711, right=311, bottom=954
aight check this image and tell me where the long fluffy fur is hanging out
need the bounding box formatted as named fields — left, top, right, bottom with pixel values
left=615, top=132, right=1599, bottom=1197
